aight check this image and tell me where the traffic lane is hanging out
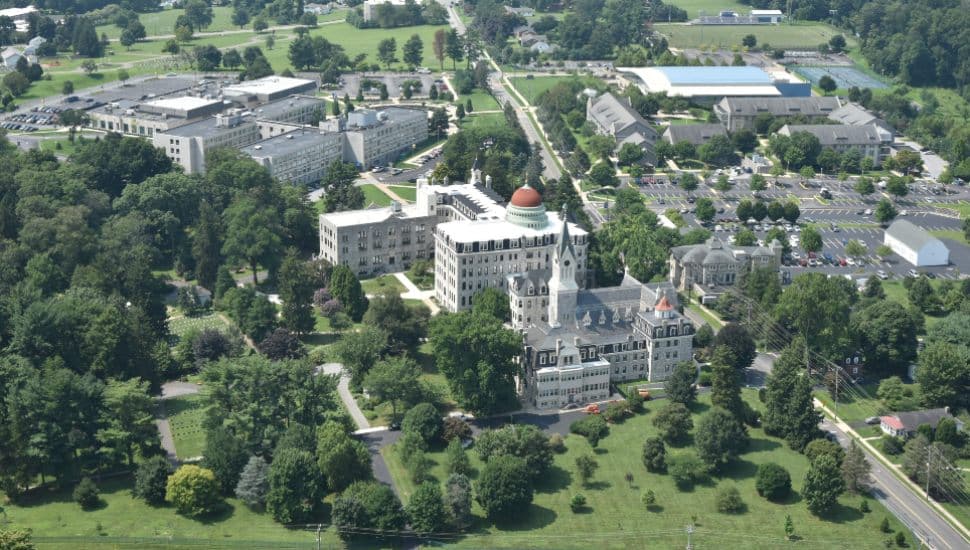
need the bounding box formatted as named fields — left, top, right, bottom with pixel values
left=820, top=418, right=966, bottom=550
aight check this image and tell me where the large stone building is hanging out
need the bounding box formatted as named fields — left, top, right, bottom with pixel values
left=586, top=92, right=658, bottom=165
left=669, top=236, right=783, bottom=302
left=88, top=96, right=228, bottom=138
left=713, top=96, right=841, bottom=132
left=778, top=123, right=890, bottom=167
left=662, top=123, right=728, bottom=147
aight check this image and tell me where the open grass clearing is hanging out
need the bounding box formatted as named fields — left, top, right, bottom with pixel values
left=383, top=390, right=908, bottom=548
left=165, top=394, right=207, bottom=460
left=387, top=185, right=417, bottom=201
left=656, top=22, right=853, bottom=51
left=663, top=0, right=746, bottom=18
left=96, top=6, right=238, bottom=39
left=463, top=88, right=502, bottom=112
left=360, top=274, right=406, bottom=295
left=360, top=183, right=394, bottom=207
left=509, top=74, right=602, bottom=105
left=462, top=112, right=506, bottom=129
left=0, top=475, right=341, bottom=548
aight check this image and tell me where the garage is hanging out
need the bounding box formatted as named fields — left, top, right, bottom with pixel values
left=883, top=219, right=950, bottom=267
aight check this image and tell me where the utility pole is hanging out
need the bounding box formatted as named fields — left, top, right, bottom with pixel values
left=316, top=524, right=322, bottom=550
left=686, top=524, right=695, bottom=550
left=834, top=366, right=839, bottom=413
left=925, top=456, right=932, bottom=500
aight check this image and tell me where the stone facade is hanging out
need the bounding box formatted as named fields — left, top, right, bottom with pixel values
left=669, top=237, right=783, bottom=301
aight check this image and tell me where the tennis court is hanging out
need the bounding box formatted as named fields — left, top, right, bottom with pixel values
left=795, top=66, right=888, bottom=90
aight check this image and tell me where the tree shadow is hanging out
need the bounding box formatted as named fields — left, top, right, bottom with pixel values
left=593, top=447, right=609, bottom=455
left=584, top=480, right=611, bottom=491
left=817, top=501, right=864, bottom=524
left=719, top=458, right=759, bottom=481
left=493, top=504, right=557, bottom=531
left=688, top=401, right=711, bottom=415
left=747, top=437, right=781, bottom=453
left=199, top=501, right=236, bottom=525
left=647, top=504, right=664, bottom=513
left=535, top=464, right=572, bottom=493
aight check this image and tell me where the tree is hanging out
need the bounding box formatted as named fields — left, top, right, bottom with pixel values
left=2, top=71, right=28, bottom=96
left=669, top=452, right=706, bottom=489
left=253, top=16, right=268, bottom=32
left=315, top=421, right=370, bottom=492
left=265, top=35, right=275, bottom=51
left=329, top=265, right=368, bottom=322
left=377, top=38, right=397, bottom=68
left=588, top=162, right=619, bottom=187
left=221, top=197, right=281, bottom=285
left=652, top=402, right=693, bottom=444
left=902, top=436, right=965, bottom=501
left=445, top=29, right=463, bottom=69
left=917, top=342, right=970, bottom=410
left=266, top=448, right=323, bottom=523
left=679, top=172, right=699, bottom=192
left=166, top=465, right=223, bottom=518
left=874, top=198, right=898, bottom=224
left=803, top=454, right=845, bottom=515
left=742, top=34, right=757, bottom=48
left=476, top=425, right=553, bottom=478
left=408, top=481, right=446, bottom=534
left=402, top=402, right=442, bottom=446
left=432, top=29, right=446, bottom=69
left=785, top=515, right=795, bottom=540
left=99, top=378, right=157, bottom=466
left=363, top=292, right=429, bottom=352
left=855, top=178, right=875, bottom=197
left=805, top=439, right=845, bottom=466
left=0, top=528, right=34, bottom=549
left=756, top=462, right=791, bottom=501
left=886, top=177, right=909, bottom=197
left=715, top=484, right=744, bottom=513
left=570, top=493, right=587, bottom=512
left=800, top=225, right=822, bottom=253
left=851, top=300, right=918, bottom=373
left=184, top=0, right=214, bottom=30
left=698, top=134, right=737, bottom=167
left=818, top=75, right=837, bottom=94
left=332, top=481, right=406, bottom=538
left=73, top=18, right=102, bottom=57
left=174, top=22, right=193, bottom=43
left=134, top=455, right=173, bottom=505
left=575, top=454, right=599, bottom=487
left=714, top=324, right=756, bottom=371
left=843, top=239, right=866, bottom=259
left=426, top=474, right=465, bottom=533
left=234, top=455, right=270, bottom=509
left=695, top=407, right=748, bottom=469
left=403, top=34, right=423, bottom=68
left=908, top=275, right=939, bottom=314
left=570, top=414, right=610, bottom=447
left=232, top=7, right=251, bottom=28
left=445, top=437, right=471, bottom=476
left=642, top=436, right=666, bottom=472
left=665, top=361, right=696, bottom=405
left=429, top=310, right=520, bottom=414
left=277, top=253, right=316, bottom=334
left=828, top=34, right=846, bottom=53
left=363, top=356, right=421, bottom=422
left=841, top=441, right=871, bottom=494
left=73, top=477, right=100, bottom=510
left=476, top=456, right=533, bottom=521
left=878, top=376, right=919, bottom=411
left=203, top=427, right=248, bottom=494
left=695, top=197, right=716, bottom=222
left=618, top=142, right=644, bottom=166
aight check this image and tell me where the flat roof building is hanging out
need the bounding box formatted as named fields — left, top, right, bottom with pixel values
left=222, top=76, right=318, bottom=104
left=714, top=96, right=842, bottom=131
left=621, top=66, right=809, bottom=99
left=88, top=96, right=228, bottom=138
left=242, top=129, right=344, bottom=186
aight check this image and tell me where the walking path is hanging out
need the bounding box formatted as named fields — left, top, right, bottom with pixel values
left=320, top=362, right=371, bottom=430
left=393, top=272, right=439, bottom=314
left=153, top=381, right=203, bottom=464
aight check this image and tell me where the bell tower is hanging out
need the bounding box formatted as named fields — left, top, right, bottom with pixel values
left=548, top=205, right=579, bottom=327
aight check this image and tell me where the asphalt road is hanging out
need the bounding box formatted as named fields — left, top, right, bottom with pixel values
left=821, top=417, right=968, bottom=550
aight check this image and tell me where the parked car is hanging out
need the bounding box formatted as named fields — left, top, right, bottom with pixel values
left=585, top=404, right=600, bottom=414
left=907, top=268, right=919, bottom=278
left=876, top=270, right=889, bottom=280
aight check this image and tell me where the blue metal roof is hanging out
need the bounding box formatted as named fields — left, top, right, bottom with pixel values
left=656, top=66, right=772, bottom=85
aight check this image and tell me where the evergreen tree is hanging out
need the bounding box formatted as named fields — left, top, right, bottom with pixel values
left=191, top=200, right=223, bottom=291
left=803, top=454, right=845, bottom=515
left=445, top=437, right=471, bottom=476
left=444, top=473, right=472, bottom=530
left=408, top=481, right=446, bottom=533
left=664, top=361, right=697, bottom=405
left=786, top=375, right=821, bottom=452
left=133, top=455, right=173, bottom=505
left=277, top=252, right=316, bottom=334
left=841, top=441, right=871, bottom=493
left=203, top=427, right=249, bottom=494
left=329, top=265, right=368, bottom=321
left=710, top=346, right=743, bottom=418
left=234, top=455, right=270, bottom=509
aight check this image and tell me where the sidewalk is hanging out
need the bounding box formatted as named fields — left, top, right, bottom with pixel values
left=393, top=272, right=439, bottom=314
left=320, top=362, right=371, bottom=430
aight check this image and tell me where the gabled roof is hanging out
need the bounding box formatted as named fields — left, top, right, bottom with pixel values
left=880, top=416, right=905, bottom=430
left=663, top=123, right=727, bottom=146
left=716, top=96, right=840, bottom=117
left=893, top=408, right=952, bottom=430
left=779, top=124, right=882, bottom=146
left=587, top=92, right=655, bottom=139
left=885, top=219, right=944, bottom=253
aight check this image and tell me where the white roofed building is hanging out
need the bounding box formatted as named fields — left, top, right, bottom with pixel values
left=884, top=220, right=950, bottom=267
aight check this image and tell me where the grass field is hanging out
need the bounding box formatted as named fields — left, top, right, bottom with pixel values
left=361, top=274, right=406, bottom=295
left=167, top=312, right=230, bottom=339
left=96, top=6, right=238, bottom=39
left=464, top=88, right=502, bottom=112
left=165, top=394, right=207, bottom=459
left=656, top=22, right=854, bottom=51
left=360, top=183, right=394, bottom=207
left=664, top=0, right=746, bottom=18
left=510, top=75, right=602, bottom=105
left=387, top=184, right=417, bottom=201
left=462, top=112, right=506, bottom=129
left=0, top=475, right=342, bottom=549
left=383, top=390, right=909, bottom=548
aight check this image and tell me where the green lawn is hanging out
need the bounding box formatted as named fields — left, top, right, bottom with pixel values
left=383, top=390, right=908, bottom=548
left=165, top=394, right=207, bottom=460
left=814, top=383, right=888, bottom=424
left=464, top=89, right=502, bottom=112
left=37, top=136, right=84, bottom=156
left=664, top=0, right=746, bottom=18
left=360, top=274, right=406, bottom=295
left=462, top=112, right=506, bottom=129
left=687, top=299, right=725, bottom=329
left=167, top=312, right=229, bottom=339
left=0, top=475, right=342, bottom=548
left=509, top=75, right=603, bottom=105
left=360, top=183, right=394, bottom=207
left=387, top=184, right=417, bottom=201
left=655, top=22, right=854, bottom=50
left=925, top=200, right=970, bottom=219
left=879, top=279, right=946, bottom=329
left=96, top=6, right=238, bottom=39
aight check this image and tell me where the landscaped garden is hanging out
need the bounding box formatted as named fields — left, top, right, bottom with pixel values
left=383, top=390, right=908, bottom=548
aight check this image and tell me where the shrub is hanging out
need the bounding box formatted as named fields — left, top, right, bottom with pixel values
left=445, top=437, right=471, bottom=476
left=881, top=436, right=904, bottom=455
left=603, top=400, right=630, bottom=423
left=442, top=417, right=472, bottom=441
left=715, top=484, right=744, bottom=513
left=548, top=433, right=566, bottom=453
left=860, top=499, right=871, bottom=513
left=407, top=449, right=432, bottom=484
left=570, top=415, right=609, bottom=447
left=398, top=432, right=427, bottom=463
left=627, top=390, right=645, bottom=413
left=332, top=481, right=407, bottom=539
left=895, top=531, right=906, bottom=547
left=804, top=438, right=845, bottom=465
left=570, top=493, right=586, bottom=512
left=880, top=516, right=892, bottom=533
left=641, top=489, right=656, bottom=509
left=668, top=452, right=706, bottom=489
left=166, top=465, right=223, bottom=518
left=134, top=455, right=174, bottom=505
left=475, top=456, right=534, bottom=521
left=402, top=402, right=443, bottom=445
left=73, top=477, right=100, bottom=510
left=755, top=463, right=791, bottom=501
left=642, top=436, right=667, bottom=473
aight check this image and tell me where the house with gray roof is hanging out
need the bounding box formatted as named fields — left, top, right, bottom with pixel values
left=828, top=102, right=893, bottom=136
left=669, top=236, right=783, bottom=302
left=586, top=92, right=658, bottom=165
left=714, top=96, right=841, bottom=131
left=880, top=408, right=961, bottom=438
left=662, top=123, right=728, bottom=146
left=778, top=123, right=889, bottom=167
left=884, top=219, right=950, bottom=267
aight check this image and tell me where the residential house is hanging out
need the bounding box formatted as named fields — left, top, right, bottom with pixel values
left=880, top=408, right=961, bottom=438
left=586, top=92, right=658, bottom=165
left=2, top=47, right=22, bottom=70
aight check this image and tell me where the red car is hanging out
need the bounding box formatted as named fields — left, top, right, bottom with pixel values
left=799, top=258, right=808, bottom=267
left=838, top=258, right=847, bottom=266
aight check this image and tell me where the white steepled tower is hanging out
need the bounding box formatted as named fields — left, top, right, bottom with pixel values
left=548, top=205, right=579, bottom=327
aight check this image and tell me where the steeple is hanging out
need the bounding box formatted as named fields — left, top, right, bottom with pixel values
left=548, top=205, right=579, bottom=327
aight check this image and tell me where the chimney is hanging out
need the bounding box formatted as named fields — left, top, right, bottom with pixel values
left=556, top=338, right=562, bottom=353
left=574, top=337, right=580, bottom=347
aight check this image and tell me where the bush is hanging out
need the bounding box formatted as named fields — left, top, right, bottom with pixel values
left=804, top=438, right=845, bottom=465
left=642, top=436, right=667, bottom=473
left=880, top=516, right=892, bottom=533
left=548, top=433, right=566, bottom=453
left=669, top=452, right=706, bottom=489
left=398, top=432, right=427, bottom=463
left=641, top=489, right=656, bottom=509
left=652, top=402, right=693, bottom=443
left=895, top=531, right=906, bottom=547
left=603, top=400, right=630, bottom=423
left=134, top=455, right=174, bottom=505
left=442, top=417, right=472, bottom=442
left=627, top=391, right=645, bottom=413
left=881, top=436, right=904, bottom=456
left=860, top=499, right=871, bottom=513
left=570, top=415, right=609, bottom=447
left=445, top=437, right=471, bottom=477
left=73, top=477, right=100, bottom=510
left=402, top=403, right=442, bottom=445
left=755, top=462, right=791, bottom=501
left=406, top=449, right=432, bottom=484
left=715, top=484, right=744, bottom=513
left=476, top=456, right=534, bottom=521
left=570, top=493, right=586, bottom=512
left=166, top=465, right=223, bottom=518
